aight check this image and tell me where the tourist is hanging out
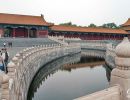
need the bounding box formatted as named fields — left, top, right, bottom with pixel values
left=3, top=42, right=6, bottom=48
left=0, top=55, right=4, bottom=71
left=8, top=42, right=12, bottom=48
left=1, top=48, right=9, bottom=73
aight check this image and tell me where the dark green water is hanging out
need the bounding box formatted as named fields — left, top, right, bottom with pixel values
left=28, top=54, right=111, bottom=100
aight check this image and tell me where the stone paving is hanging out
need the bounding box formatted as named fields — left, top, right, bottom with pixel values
left=0, top=38, right=59, bottom=60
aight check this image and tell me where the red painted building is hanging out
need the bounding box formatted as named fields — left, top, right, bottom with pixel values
left=50, top=25, right=128, bottom=40
left=0, top=13, right=129, bottom=40
left=0, top=13, right=52, bottom=38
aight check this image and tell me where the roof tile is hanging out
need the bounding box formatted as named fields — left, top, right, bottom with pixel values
left=0, top=13, right=51, bottom=26
left=51, top=25, right=128, bottom=34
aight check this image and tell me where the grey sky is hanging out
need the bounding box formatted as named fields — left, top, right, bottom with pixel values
left=0, top=0, right=130, bottom=26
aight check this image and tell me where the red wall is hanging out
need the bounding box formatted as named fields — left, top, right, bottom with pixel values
left=37, top=30, right=48, bottom=38
left=15, top=28, right=28, bottom=37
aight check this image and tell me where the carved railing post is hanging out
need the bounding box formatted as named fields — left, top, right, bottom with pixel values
left=110, top=37, right=130, bottom=100
left=1, top=73, right=10, bottom=100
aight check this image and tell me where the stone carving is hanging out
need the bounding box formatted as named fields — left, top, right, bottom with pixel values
left=127, top=88, right=130, bottom=99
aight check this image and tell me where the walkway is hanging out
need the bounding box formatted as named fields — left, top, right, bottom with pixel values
left=0, top=38, right=59, bottom=60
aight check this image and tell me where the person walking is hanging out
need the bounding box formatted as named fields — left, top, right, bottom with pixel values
left=3, top=42, right=6, bottom=48
left=1, top=48, right=9, bottom=73
left=0, top=55, right=5, bottom=72
left=8, top=42, right=12, bottom=48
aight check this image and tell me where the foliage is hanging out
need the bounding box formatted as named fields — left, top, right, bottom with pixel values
left=59, top=22, right=120, bottom=29
left=101, top=23, right=119, bottom=29
left=88, top=23, right=97, bottom=27
left=59, top=22, right=77, bottom=26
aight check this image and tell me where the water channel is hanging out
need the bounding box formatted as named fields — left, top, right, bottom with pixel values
left=28, top=53, right=112, bottom=100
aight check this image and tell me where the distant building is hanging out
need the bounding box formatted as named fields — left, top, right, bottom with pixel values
left=0, top=13, right=129, bottom=40
left=0, top=13, right=53, bottom=38
left=50, top=25, right=128, bottom=40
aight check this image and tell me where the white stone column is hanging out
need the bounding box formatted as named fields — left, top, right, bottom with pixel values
left=110, top=37, right=130, bottom=100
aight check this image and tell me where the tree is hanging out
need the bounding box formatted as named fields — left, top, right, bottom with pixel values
left=101, top=23, right=118, bottom=29
left=59, top=22, right=77, bottom=26
left=88, top=23, right=97, bottom=27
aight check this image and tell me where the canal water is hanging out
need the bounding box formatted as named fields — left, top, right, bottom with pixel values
left=28, top=53, right=112, bottom=100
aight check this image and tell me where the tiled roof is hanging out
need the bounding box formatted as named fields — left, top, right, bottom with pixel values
left=51, top=25, right=128, bottom=34
left=122, top=18, right=130, bottom=27
left=0, top=13, right=51, bottom=26
left=122, top=26, right=130, bottom=31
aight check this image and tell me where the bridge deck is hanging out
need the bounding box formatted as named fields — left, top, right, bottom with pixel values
left=0, top=38, right=59, bottom=59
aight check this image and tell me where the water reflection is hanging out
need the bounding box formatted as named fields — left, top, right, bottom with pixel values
left=28, top=53, right=112, bottom=100
left=63, top=56, right=105, bottom=71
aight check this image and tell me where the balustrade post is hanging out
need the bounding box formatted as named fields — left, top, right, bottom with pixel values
left=110, top=37, right=130, bottom=100
left=1, top=73, right=10, bottom=100
left=7, top=61, right=16, bottom=78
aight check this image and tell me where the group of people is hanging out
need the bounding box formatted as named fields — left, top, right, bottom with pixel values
left=0, top=44, right=9, bottom=73
left=4, top=42, right=12, bottom=48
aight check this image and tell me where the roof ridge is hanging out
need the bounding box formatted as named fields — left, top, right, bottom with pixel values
left=54, top=25, right=122, bottom=30
left=0, top=13, right=41, bottom=18
left=0, top=13, right=51, bottom=26
left=51, top=25, right=128, bottom=34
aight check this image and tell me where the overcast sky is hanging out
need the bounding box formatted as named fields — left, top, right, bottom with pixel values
left=0, top=0, right=130, bottom=26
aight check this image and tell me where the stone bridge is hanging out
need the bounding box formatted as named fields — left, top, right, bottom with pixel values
left=0, top=43, right=81, bottom=100
left=0, top=37, right=125, bottom=100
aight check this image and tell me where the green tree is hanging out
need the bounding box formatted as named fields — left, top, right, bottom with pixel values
left=101, top=23, right=118, bottom=28
left=88, top=23, right=97, bottom=27
left=59, top=22, right=77, bottom=26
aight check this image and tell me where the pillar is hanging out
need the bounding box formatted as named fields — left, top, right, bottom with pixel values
left=0, top=28, right=4, bottom=37
left=27, top=28, right=30, bottom=38
left=13, top=28, right=16, bottom=38
left=110, top=37, right=130, bottom=100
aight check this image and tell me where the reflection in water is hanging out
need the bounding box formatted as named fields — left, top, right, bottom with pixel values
left=63, top=56, right=105, bottom=71
left=28, top=53, right=112, bottom=100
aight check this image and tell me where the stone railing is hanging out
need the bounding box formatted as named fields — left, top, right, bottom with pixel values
left=81, top=41, right=107, bottom=51
left=48, top=36, right=68, bottom=45
left=1, top=43, right=81, bottom=100
left=81, top=49, right=105, bottom=59
left=64, top=37, right=81, bottom=41
left=74, top=85, right=122, bottom=100
left=0, top=71, right=10, bottom=100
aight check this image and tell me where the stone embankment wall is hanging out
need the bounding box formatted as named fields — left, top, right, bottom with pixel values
left=0, top=43, right=81, bottom=100
left=80, top=40, right=116, bottom=68
left=28, top=53, right=81, bottom=99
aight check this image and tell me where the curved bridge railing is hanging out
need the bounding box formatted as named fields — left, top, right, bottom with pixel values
left=105, top=44, right=116, bottom=68
left=79, top=40, right=116, bottom=68
left=0, top=44, right=81, bottom=100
